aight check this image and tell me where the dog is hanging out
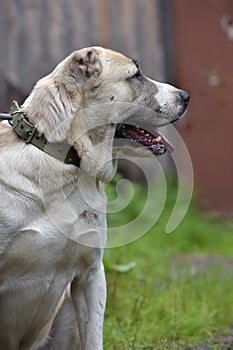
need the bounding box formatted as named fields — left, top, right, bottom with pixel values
left=0, top=46, right=189, bottom=350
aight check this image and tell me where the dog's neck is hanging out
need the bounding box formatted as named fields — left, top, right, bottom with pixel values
left=20, top=78, right=118, bottom=182
left=22, top=76, right=76, bottom=143
left=11, top=109, right=81, bottom=168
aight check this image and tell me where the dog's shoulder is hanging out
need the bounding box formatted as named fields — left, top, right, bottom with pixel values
left=0, top=123, right=19, bottom=149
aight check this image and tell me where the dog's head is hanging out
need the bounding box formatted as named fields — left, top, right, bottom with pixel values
left=23, top=47, right=189, bottom=181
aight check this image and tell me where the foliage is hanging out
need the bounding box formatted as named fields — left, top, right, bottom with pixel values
left=104, top=174, right=233, bottom=349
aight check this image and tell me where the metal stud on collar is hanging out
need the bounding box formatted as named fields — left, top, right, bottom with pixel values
left=0, top=101, right=81, bottom=168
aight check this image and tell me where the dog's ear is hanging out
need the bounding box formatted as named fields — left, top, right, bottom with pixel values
left=70, top=49, right=102, bottom=85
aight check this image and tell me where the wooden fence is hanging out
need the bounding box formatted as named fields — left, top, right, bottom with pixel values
left=0, top=0, right=168, bottom=111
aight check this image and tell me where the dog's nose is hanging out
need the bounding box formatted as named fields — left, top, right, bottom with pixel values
left=179, top=90, right=190, bottom=104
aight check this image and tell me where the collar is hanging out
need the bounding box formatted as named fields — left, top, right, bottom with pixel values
left=9, top=101, right=81, bottom=167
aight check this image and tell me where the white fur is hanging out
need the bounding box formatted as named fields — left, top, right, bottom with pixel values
left=0, top=47, right=188, bottom=350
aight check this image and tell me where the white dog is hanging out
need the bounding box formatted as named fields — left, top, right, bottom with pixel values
left=0, top=47, right=189, bottom=350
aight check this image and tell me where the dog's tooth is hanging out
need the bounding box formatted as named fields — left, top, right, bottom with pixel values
left=145, top=133, right=150, bottom=137
left=155, top=136, right=162, bottom=142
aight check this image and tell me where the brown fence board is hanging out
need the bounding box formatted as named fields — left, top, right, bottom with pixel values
left=0, top=0, right=165, bottom=111
left=172, top=0, right=233, bottom=213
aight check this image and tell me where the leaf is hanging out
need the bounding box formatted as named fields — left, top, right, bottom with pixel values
left=104, top=261, right=137, bottom=273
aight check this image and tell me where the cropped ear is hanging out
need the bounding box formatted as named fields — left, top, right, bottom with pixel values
left=70, top=48, right=102, bottom=85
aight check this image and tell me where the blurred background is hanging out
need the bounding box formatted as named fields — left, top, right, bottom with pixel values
left=1, top=2, right=233, bottom=347
left=0, top=0, right=233, bottom=216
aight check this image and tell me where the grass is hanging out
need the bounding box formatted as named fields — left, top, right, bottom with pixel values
left=103, top=175, right=233, bottom=349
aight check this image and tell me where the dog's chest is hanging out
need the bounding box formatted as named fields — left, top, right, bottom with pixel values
left=1, top=225, right=102, bottom=282
left=1, top=170, right=107, bottom=285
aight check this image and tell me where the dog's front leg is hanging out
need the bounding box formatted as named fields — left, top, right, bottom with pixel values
left=71, top=262, right=106, bottom=350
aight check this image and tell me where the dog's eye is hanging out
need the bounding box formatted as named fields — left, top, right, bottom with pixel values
left=130, top=70, right=143, bottom=81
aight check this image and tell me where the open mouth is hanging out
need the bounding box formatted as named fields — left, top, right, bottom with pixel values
left=114, top=124, right=174, bottom=156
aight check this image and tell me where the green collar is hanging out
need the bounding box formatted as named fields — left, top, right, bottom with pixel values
left=10, top=101, right=81, bottom=168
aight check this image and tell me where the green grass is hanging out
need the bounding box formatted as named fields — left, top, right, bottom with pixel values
left=103, top=176, right=233, bottom=349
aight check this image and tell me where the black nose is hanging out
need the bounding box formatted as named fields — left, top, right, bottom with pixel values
left=179, top=90, right=190, bottom=104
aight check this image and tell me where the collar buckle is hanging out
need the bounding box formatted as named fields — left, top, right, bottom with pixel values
left=7, top=101, right=81, bottom=168
left=12, top=112, right=37, bottom=144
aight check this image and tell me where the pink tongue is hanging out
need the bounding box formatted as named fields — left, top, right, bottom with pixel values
left=154, top=128, right=175, bottom=153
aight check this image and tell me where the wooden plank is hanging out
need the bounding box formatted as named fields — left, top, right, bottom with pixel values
left=0, top=0, right=7, bottom=108
left=62, top=0, right=76, bottom=55
left=19, top=0, right=43, bottom=89
left=119, top=0, right=138, bottom=58
left=96, top=0, right=111, bottom=47
left=72, top=0, right=89, bottom=49
left=141, top=0, right=163, bottom=79
left=172, top=0, right=233, bottom=212
left=4, top=1, right=20, bottom=88
left=109, top=0, right=122, bottom=51
left=0, top=0, right=165, bottom=106
left=46, top=0, right=66, bottom=64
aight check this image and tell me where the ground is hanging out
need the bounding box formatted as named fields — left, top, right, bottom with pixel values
left=103, top=176, right=233, bottom=349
